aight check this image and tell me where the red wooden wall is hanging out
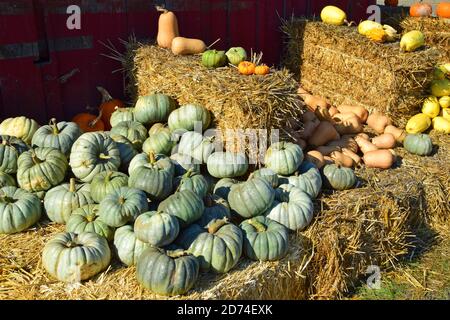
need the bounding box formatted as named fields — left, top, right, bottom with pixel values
left=0, top=0, right=375, bottom=123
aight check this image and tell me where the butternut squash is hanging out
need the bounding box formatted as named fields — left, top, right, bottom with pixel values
left=342, top=148, right=361, bottom=165
left=299, top=118, right=320, bottom=139
left=329, top=106, right=339, bottom=117
left=323, top=156, right=335, bottom=165
left=303, top=95, right=329, bottom=112
left=298, top=87, right=310, bottom=96
left=327, top=137, right=359, bottom=153
left=334, top=115, right=364, bottom=134
left=306, top=150, right=326, bottom=169
left=156, top=7, right=179, bottom=49
left=355, top=133, right=370, bottom=141
left=330, top=151, right=354, bottom=168
left=315, top=106, right=334, bottom=122
left=363, top=149, right=396, bottom=169
left=384, top=125, right=406, bottom=143
left=355, top=136, right=378, bottom=154
left=308, top=121, right=340, bottom=147
left=367, top=111, right=392, bottom=134
left=372, top=133, right=396, bottom=149
left=317, top=145, right=341, bottom=156
left=171, top=37, right=206, bottom=55
left=333, top=112, right=359, bottom=122
left=337, top=105, right=369, bottom=122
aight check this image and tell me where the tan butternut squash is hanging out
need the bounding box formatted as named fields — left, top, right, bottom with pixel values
left=334, top=115, right=364, bottom=134
left=342, top=148, right=361, bottom=165
left=333, top=112, right=359, bottom=122
left=156, top=7, right=179, bottom=49
left=363, top=149, right=396, bottom=169
left=327, top=137, right=359, bottom=153
left=337, top=105, right=369, bottom=122
left=384, top=125, right=406, bottom=143
left=308, top=121, right=340, bottom=147
left=355, top=133, right=370, bottom=141
left=367, top=111, right=392, bottom=134
left=372, top=133, right=396, bottom=149
left=317, top=145, right=341, bottom=156
left=315, top=106, right=334, bottom=122
left=330, top=151, right=354, bottom=168
left=171, top=37, right=206, bottom=55
left=303, top=95, right=329, bottom=112
left=355, top=136, right=378, bottom=154
left=299, top=118, right=320, bottom=139
left=329, top=106, right=339, bottom=117
left=323, top=156, right=335, bottom=165
left=306, top=150, right=326, bottom=169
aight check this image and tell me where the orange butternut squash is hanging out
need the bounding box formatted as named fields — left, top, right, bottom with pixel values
left=306, top=150, right=325, bottom=169
left=330, top=151, right=354, bottom=168
left=363, top=149, right=396, bottom=169
left=337, top=105, right=369, bottom=122
left=171, top=37, right=206, bottom=55
left=317, top=145, right=342, bottom=156
left=156, top=6, right=180, bottom=49
left=303, top=95, right=329, bottom=112
left=327, top=137, right=359, bottom=153
left=367, top=111, right=392, bottom=134
left=308, top=121, right=340, bottom=147
left=355, top=136, right=378, bottom=154
left=342, top=148, right=361, bottom=165
left=372, top=133, right=396, bottom=149
left=334, top=115, right=364, bottom=134
left=384, top=125, right=406, bottom=143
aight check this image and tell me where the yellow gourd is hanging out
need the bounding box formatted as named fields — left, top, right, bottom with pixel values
left=321, top=6, right=347, bottom=26
left=358, top=20, right=383, bottom=35
left=439, top=96, right=450, bottom=109
left=431, top=79, right=450, bottom=97
left=366, top=29, right=388, bottom=43
left=406, top=113, right=431, bottom=134
left=421, top=96, right=441, bottom=118
left=400, top=30, right=425, bottom=52
left=432, top=117, right=450, bottom=134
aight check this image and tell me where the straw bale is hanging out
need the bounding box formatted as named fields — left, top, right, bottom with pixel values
left=282, top=19, right=441, bottom=127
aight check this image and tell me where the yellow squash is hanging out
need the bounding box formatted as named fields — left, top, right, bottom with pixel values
left=321, top=6, right=347, bottom=26
left=358, top=20, right=383, bottom=35
left=441, top=108, right=450, bottom=120
left=421, top=96, right=441, bottom=118
left=432, top=116, right=450, bottom=134
left=406, top=113, right=431, bottom=134
left=366, top=29, right=388, bottom=43
left=400, top=30, right=425, bottom=52
left=431, top=79, right=450, bottom=97
left=439, top=96, right=450, bottom=109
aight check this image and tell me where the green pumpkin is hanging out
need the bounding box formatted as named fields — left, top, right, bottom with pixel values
left=0, top=186, right=42, bottom=234
left=0, top=172, right=16, bottom=188
left=110, top=108, right=135, bottom=127
left=42, top=232, right=111, bottom=282
left=322, top=164, right=356, bottom=190
left=0, top=116, right=40, bottom=144
left=134, top=94, right=177, bottom=125
left=134, top=211, right=180, bottom=247
left=403, top=134, right=433, bottom=156
left=168, top=104, right=211, bottom=132
left=110, top=121, right=148, bottom=150
left=148, top=123, right=166, bottom=135
left=170, top=153, right=201, bottom=176
left=202, top=50, right=227, bottom=68
left=266, top=184, right=314, bottom=231
left=240, top=216, right=289, bottom=261
left=228, top=178, right=275, bottom=218
left=98, top=187, right=149, bottom=228
left=113, top=225, right=150, bottom=266
left=44, top=178, right=94, bottom=224
left=90, top=171, right=128, bottom=203
left=158, top=190, right=205, bottom=228
left=31, top=119, right=82, bottom=156
left=70, top=132, right=121, bottom=183
left=213, top=178, right=238, bottom=200
left=0, top=135, right=29, bottom=174
left=142, top=127, right=175, bottom=156
left=265, top=142, right=304, bottom=176
left=177, top=131, right=215, bottom=164
left=66, top=204, right=115, bottom=241
left=226, top=47, right=247, bottom=66
left=249, top=168, right=279, bottom=188
left=110, top=134, right=138, bottom=172
left=173, top=170, right=209, bottom=198
left=136, top=247, right=199, bottom=296
left=198, top=194, right=230, bottom=227
left=207, top=152, right=249, bottom=178
left=17, top=147, right=68, bottom=192
left=184, top=218, right=243, bottom=273
left=287, top=161, right=322, bottom=199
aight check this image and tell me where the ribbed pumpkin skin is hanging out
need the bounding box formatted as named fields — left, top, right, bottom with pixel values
left=250, top=168, right=279, bottom=188
left=404, top=134, right=433, bottom=156
left=70, top=132, right=121, bottom=183
left=287, top=161, right=322, bottom=199
left=0, top=172, right=16, bottom=188
left=240, top=216, right=289, bottom=261
left=90, top=171, right=129, bottom=203
left=128, top=153, right=174, bottom=201
left=98, top=187, right=149, bottom=227
left=134, top=211, right=180, bottom=247
left=207, top=152, right=249, bottom=178
left=173, top=171, right=209, bottom=198
left=177, top=131, right=215, bottom=164
left=228, top=178, right=275, bottom=219
left=158, top=190, right=205, bottom=228
left=266, top=185, right=314, bottom=231
left=0, top=135, right=29, bottom=174
left=66, top=204, right=114, bottom=241
left=31, top=121, right=82, bottom=156
left=42, top=232, right=111, bottom=282
left=187, top=219, right=243, bottom=273
left=322, top=164, right=356, bottom=190
left=0, top=186, right=42, bottom=234
left=168, top=104, right=211, bottom=132
left=44, top=179, right=94, bottom=224
left=143, top=128, right=175, bottom=156
left=0, top=116, right=40, bottom=144
left=134, top=94, right=177, bottom=125
left=265, top=142, right=304, bottom=176
left=110, top=134, right=138, bottom=172
left=170, top=153, right=200, bottom=176
left=110, top=121, right=148, bottom=149
left=110, top=108, right=135, bottom=127
left=202, top=50, right=227, bottom=68
left=113, top=225, right=150, bottom=266
left=136, top=247, right=199, bottom=296
left=213, top=178, right=238, bottom=200
left=17, top=147, right=68, bottom=192
left=198, top=195, right=230, bottom=227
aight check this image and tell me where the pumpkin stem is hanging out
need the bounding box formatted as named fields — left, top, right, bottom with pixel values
left=0, top=195, right=16, bottom=203
left=247, top=219, right=267, bottom=233
left=30, top=150, right=43, bottom=165
left=166, top=249, right=190, bottom=259
left=207, top=218, right=228, bottom=234
left=49, top=118, right=59, bottom=134
left=118, top=196, right=126, bottom=205
left=99, top=153, right=112, bottom=160
left=69, top=178, right=77, bottom=193
left=183, top=168, right=194, bottom=178
left=104, top=171, right=113, bottom=182
left=148, top=152, right=156, bottom=164
left=207, top=38, right=221, bottom=49
left=155, top=5, right=168, bottom=13
left=97, top=86, right=113, bottom=103
left=88, top=109, right=103, bottom=128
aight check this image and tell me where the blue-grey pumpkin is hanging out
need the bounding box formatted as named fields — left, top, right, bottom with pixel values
left=142, top=127, right=175, bottom=156
left=170, top=153, right=201, bottom=176
left=287, top=161, right=322, bottom=198
left=403, top=134, right=433, bottom=156
left=110, top=108, right=135, bottom=127
left=249, top=168, right=279, bottom=188
left=110, top=134, right=138, bottom=172
left=134, top=211, right=180, bottom=247
left=113, top=225, right=150, bottom=266
left=158, top=190, right=205, bottom=228
left=177, top=131, right=215, bottom=164
left=0, top=135, right=28, bottom=174
left=173, top=170, right=209, bottom=198
left=213, top=178, right=238, bottom=201
left=0, top=172, right=16, bottom=188
left=110, top=121, right=148, bottom=150
left=207, top=152, right=249, bottom=178
left=66, top=204, right=115, bottom=241
left=264, top=141, right=304, bottom=176
left=134, top=94, right=177, bottom=125
left=90, top=171, right=129, bottom=203
left=168, top=104, right=211, bottom=133
left=197, top=194, right=231, bottom=227
left=322, top=164, right=357, bottom=190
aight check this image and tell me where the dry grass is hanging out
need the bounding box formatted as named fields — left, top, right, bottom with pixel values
left=282, top=18, right=441, bottom=127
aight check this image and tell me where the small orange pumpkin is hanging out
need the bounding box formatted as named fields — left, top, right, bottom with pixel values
left=97, top=86, right=124, bottom=130
left=437, top=2, right=450, bottom=18
left=255, top=64, right=270, bottom=75
left=72, top=109, right=105, bottom=133
left=410, top=2, right=433, bottom=17
left=238, top=61, right=256, bottom=75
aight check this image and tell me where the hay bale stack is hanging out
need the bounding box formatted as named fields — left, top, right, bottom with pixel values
left=131, top=45, right=304, bottom=151
left=400, top=17, right=450, bottom=63
left=282, top=19, right=441, bottom=127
